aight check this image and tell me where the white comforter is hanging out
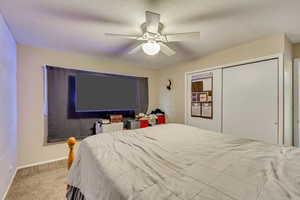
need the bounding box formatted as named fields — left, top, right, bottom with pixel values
left=67, top=124, right=300, bottom=200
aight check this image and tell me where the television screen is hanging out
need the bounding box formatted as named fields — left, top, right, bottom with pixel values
left=76, top=73, right=138, bottom=111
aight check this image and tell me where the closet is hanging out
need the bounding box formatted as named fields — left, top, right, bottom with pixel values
left=185, top=58, right=284, bottom=145
left=222, top=59, right=278, bottom=144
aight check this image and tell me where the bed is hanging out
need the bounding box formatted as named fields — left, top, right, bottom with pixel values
left=66, top=123, right=300, bottom=200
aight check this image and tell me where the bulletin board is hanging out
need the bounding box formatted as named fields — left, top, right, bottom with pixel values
left=191, top=72, right=213, bottom=119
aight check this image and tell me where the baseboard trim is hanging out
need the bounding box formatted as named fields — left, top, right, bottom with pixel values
left=2, top=168, right=17, bottom=200
left=17, top=157, right=67, bottom=170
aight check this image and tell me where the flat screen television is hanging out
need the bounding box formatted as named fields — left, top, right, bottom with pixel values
left=76, top=73, right=138, bottom=112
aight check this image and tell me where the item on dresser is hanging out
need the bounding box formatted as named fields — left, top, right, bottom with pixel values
left=100, top=122, right=124, bottom=134
left=110, top=115, right=123, bottom=123
left=148, top=114, right=157, bottom=126
left=139, top=119, right=149, bottom=128
left=136, top=113, right=146, bottom=119
left=124, top=119, right=139, bottom=130
left=100, top=118, right=110, bottom=124
left=156, top=114, right=166, bottom=124
left=94, top=121, right=102, bottom=135
left=150, top=108, right=165, bottom=115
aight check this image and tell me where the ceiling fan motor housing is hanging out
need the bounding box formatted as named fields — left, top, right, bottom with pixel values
left=140, top=22, right=166, bottom=42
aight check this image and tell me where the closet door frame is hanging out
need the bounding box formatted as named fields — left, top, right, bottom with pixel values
left=185, top=53, right=284, bottom=145
left=293, top=58, right=300, bottom=147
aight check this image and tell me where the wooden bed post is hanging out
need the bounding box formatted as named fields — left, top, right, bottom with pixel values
left=67, top=137, right=76, bottom=170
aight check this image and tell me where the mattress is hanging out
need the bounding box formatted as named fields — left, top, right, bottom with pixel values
left=67, top=123, right=300, bottom=200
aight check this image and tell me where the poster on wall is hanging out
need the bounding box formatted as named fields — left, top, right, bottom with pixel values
left=191, top=72, right=213, bottom=119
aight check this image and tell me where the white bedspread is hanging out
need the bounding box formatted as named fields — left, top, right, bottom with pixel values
left=67, top=124, right=300, bottom=200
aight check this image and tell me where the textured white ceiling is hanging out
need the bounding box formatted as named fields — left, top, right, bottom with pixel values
left=1, top=0, right=300, bottom=68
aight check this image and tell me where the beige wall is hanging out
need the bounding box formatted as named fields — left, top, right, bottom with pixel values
left=158, top=34, right=286, bottom=123
left=17, top=45, right=159, bottom=167
left=0, top=14, right=17, bottom=199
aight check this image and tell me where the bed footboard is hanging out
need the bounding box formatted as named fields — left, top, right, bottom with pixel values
left=66, top=137, right=87, bottom=199
left=66, top=137, right=76, bottom=192
left=67, top=137, right=76, bottom=170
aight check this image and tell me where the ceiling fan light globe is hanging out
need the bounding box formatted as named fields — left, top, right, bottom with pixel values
left=142, top=42, right=160, bottom=55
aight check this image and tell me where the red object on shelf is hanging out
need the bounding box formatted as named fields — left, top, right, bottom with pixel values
left=110, top=115, right=123, bottom=123
left=139, top=120, right=149, bottom=128
left=157, top=115, right=166, bottom=124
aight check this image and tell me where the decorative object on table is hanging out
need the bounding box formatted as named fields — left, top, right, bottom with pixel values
left=166, top=79, right=172, bottom=90
left=191, top=72, right=213, bottom=119
left=110, top=115, right=123, bottom=123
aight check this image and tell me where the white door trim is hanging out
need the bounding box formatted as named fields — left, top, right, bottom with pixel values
left=293, top=58, right=300, bottom=147
left=185, top=54, right=282, bottom=75
left=185, top=53, right=284, bottom=145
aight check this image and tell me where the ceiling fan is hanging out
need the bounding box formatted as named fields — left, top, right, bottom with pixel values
left=105, top=11, right=200, bottom=56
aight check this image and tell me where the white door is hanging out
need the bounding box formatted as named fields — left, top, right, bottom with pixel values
left=186, top=69, right=222, bottom=132
left=222, top=59, right=278, bottom=144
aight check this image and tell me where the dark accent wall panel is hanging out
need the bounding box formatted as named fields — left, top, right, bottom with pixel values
left=46, top=65, right=148, bottom=143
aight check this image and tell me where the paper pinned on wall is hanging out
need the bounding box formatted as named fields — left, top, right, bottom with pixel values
left=201, top=103, right=212, bottom=118
left=199, top=92, right=208, bottom=102
left=191, top=103, right=201, bottom=117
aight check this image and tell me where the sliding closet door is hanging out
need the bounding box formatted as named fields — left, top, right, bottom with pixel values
left=186, top=69, right=222, bottom=132
left=222, top=59, right=278, bottom=144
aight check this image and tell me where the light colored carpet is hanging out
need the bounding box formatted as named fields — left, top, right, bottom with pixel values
left=5, top=160, right=68, bottom=200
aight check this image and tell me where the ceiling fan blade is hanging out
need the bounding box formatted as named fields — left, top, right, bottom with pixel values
left=35, top=6, right=128, bottom=25
left=164, top=32, right=200, bottom=42
left=105, top=33, right=140, bottom=40
left=145, top=11, right=160, bottom=33
left=159, top=43, right=176, bottom=56
left=128, top=44, right=143, bottom=54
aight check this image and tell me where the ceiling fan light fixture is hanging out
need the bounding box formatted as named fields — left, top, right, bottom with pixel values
left=142, top=41, right=160, bottom=55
